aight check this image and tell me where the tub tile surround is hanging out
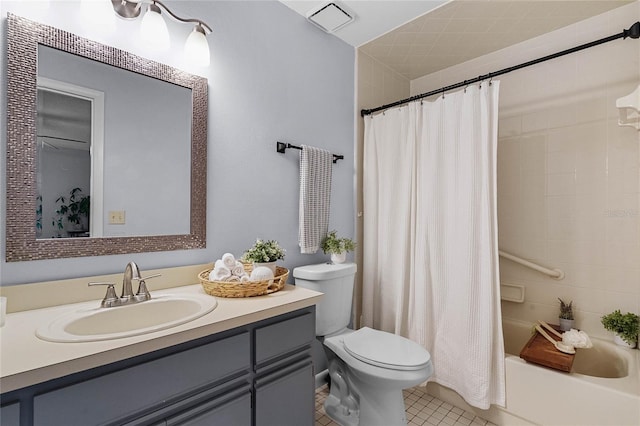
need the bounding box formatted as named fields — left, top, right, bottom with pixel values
left=410, top=1, right=640, bottom=342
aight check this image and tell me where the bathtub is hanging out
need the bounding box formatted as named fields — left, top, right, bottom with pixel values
left=427, top=319, right=640, bottom=426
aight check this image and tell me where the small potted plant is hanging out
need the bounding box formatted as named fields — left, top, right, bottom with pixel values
left=558, top=298, right=575, bottom=331
left=601, top=310, right=639, bottom=348
left=321, top=230, right=356, bottom=264
left=241, top=239, right=285, bottom=274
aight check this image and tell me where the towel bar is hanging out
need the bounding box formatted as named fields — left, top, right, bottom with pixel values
left=276, top=141, right=343, bottom=163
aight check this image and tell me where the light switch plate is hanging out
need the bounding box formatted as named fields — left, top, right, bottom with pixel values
left=108, top=210, right=126, bottom=225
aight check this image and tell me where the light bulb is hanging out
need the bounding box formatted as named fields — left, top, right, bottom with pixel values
left=140, top=3, right=170, bottom=51
left=184, top=24, right=210, bottom=67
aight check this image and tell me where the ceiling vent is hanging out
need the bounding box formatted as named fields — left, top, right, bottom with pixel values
left=307, top=2, right=354, bottom=34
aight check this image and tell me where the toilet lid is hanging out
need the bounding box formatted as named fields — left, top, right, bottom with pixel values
left=342, top=327, right=431, bottom=371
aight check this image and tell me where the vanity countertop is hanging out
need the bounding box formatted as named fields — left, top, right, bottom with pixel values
left=0, top=283, right=322, bottom=393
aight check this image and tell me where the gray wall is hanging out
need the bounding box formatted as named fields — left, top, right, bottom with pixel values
left=0, top=1, right=355, bottom=285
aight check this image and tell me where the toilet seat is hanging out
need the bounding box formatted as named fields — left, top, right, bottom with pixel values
left=342, top=327, right=431, bottom=371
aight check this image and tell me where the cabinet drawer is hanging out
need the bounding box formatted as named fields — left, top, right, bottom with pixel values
left=255, top=312, right=314, bottom=365
left=33, top=331, right=250, bottom=426
left=166, top=386, right=251, bottom=426
left=122, top=379, right=249, bottom=426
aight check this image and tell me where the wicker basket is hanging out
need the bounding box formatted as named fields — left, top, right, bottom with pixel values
left=198, top=265, right=289, bottom=298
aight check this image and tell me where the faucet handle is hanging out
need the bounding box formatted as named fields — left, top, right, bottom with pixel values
left=88, top=282, right=120, bottom=308
left=132, top=273, right=161, bottom=300
left=134, top=273, right=162, bottom=282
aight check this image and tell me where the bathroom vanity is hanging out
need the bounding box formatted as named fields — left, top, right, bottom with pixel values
left=0, top=268, right=322, bottom=426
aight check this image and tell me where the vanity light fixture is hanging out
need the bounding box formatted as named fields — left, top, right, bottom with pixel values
left=110, top=0, right=212, bottom=66
left=184, top=23, right=210, bottom=67
left=139, top=2, right=170, bottom=51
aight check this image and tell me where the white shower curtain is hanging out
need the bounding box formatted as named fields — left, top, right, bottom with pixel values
left=363, top=83, right=505, bottom=409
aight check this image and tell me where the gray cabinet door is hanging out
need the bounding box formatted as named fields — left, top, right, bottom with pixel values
left=0, top=402, right=20, bottom=426
left=255, top=359, right=314, bottom=426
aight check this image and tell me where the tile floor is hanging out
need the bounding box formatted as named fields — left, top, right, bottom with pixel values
left=315, top=384, right=496, bottom=426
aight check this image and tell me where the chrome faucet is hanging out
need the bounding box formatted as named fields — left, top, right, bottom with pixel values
left=121, top=261, right=141, bottom=302
left=88, top=262, right=161, bottom=308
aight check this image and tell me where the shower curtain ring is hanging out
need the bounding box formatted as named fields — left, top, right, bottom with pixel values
left=489, top=75, right=493, bottom=86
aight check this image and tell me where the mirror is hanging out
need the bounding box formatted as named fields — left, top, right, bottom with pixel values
left=6, top=14, right=208, bottom=261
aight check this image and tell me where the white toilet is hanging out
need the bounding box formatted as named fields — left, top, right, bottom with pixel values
left=294, top=263, right=433, bottom=426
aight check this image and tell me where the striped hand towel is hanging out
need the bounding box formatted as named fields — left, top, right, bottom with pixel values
left=298, top=145, right=333, bottom=254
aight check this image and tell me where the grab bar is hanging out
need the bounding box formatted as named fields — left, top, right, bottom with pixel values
left=498, top=250, right=565, bottom=280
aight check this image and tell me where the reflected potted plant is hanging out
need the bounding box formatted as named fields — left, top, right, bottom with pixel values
left=558, top=298, right=574, bottom=331
left=241, top=239, right=285, bottom=274
left=321, top=230, right=356, bottom=264
left=53, top=187, right=90, bottom=235
left=601, top=310, right=639, bottom=348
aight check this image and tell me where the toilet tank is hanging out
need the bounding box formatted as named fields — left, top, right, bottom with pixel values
left=293, top=263, right=357, bottom=337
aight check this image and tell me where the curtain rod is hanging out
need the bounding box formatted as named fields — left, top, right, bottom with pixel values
left=361, top=21, right=640, bottom=117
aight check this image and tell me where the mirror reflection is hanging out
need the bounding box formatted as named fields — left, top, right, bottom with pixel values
left=37, top=85, right=92, bottom=238
left=36, top=45, right=192, bottom=239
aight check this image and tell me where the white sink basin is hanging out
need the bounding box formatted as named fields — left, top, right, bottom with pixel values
left=36, top=293, right=217, bottom=343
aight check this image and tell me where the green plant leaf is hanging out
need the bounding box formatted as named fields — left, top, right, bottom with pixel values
left=321, top=230, right=356, bottom=255
left=601, top=310, right=640, bottom=345
left=241, top=239, right=286, bottom=263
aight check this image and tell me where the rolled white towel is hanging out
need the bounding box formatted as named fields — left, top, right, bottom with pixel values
left=214, top=259, right=226, bottom=270
left=211, top=266, right=231, bottom=281
left=222, top=253, right=236, bottom=269
left=240, top=275, right=250, bottom=283
left=225, top=275, right=240, bottom=282
left=231, top=261, right=245, bottom=277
